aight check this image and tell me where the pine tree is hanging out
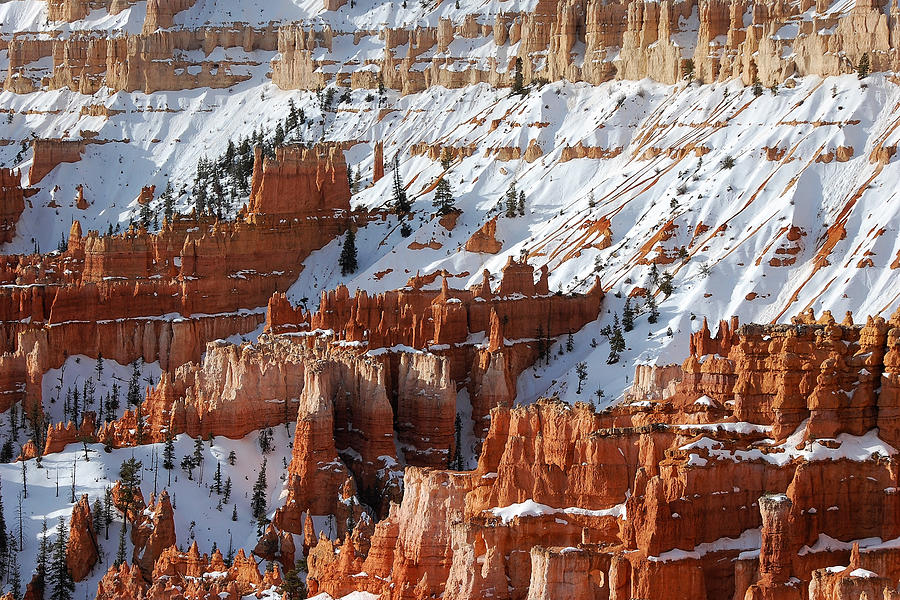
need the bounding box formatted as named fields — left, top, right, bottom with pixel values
left=646, top=293, right=659, bottom=324
left=339, top=228, right=358, bottom=276
left=92, top=498, right=104, bottom=535
left=0, top=439, right=12, bottom=463
left=857, top=53, right=870, bottom=79
left=231, top=504, right=238, bottom=522
left=35, top=518, right=49, bottom=592
left=504, top=182, right=517, bottom=217
left=281, top=559, right=308, bottom=600
left=250, top=459, right=268, bottom=525
left=192, top=437, right=204, bottom=468
left=108, top=382, right=120, bottom=417
left=512, top=57, right=525, bottom=95
left=450, top=413, right=463, bottom=470
left=432, top=176, right=455, bottom=216
left=95, top=352, right=103, bottom=381
left=440, top=148, right=452, bottom=170
left=391, top=154, right=411, bottom=215
left=181, top=455, right=195, bottom=480
left=623, top=297, right=635, bottom=332
left=163, top=433, right=175, bottom=486
left=163, top=181, right=175, bottom=222
left=118, top=458, right=142, bottom=528
left=127, top=361, right=140, bottom=407
left=223, top=476, right=232, bottom=504
left=517, top=190, right=525, bottom=216
left=575, top=362, right=588, bottom=394
left=9, top=539, right=21, bottom=600
left=659, top=271, right=674, bottom=296
left=50, top=517, right=74, bottom=600
left=114, top=523, right=126, bottom=567
left=0, top=478, right=6, bottom=559
left=566, top=332, right=574, bottom=352
left=103, top=489, right=112, bottom=540
left=213, top=462, right=222, bottom=495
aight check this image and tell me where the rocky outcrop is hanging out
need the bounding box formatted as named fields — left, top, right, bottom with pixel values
left=130, top=490, right=177, bottom=579
left=28, top=139, right=86, bottom=185
left=308, top=310, right=900, bottom=600
left=465, top=216, right=502, bottom=254
left=0, top=143, right=350, bottom=419
left=95, top=545, right=274, bottom=600
left=0, top=169, right=26, bottom=244
left=271, top=0, right=900, bottom=94
left=67, top=495, right=100, bottom=582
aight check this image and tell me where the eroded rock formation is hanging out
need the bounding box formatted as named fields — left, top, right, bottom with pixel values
left=304, top=308, right=900, bottom=600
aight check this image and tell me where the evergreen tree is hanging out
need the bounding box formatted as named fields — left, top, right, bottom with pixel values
left=566, top=332, right=574, bottom=352
left=646, top=293, right=659, bottom=324
left=118, top=458, right=142, bottom=528
left=0, top=478, right=6, bottom=559
left=108, top=382, right=120, bottom=418
left=622, top=297, right=635, bottom=332
left=0, top=440, right=12, bottom=463
left=162, top=433, right=175, bottom=486
left=114, top=523, right=126, bottom=567
left=35, top=518, right=49, bottom=592
left=127, top=361, right=140, bottom=407
left=192, top=437, right=205, bottom=468
left=517, top=190, right=525, bottom=216
left=857, top=53, right=870, bottom=79
left=50, top=517, right=74, bottom=600
left=450, top=413, right=463, bottom=471
left=95, top=352, right=103, bottom=381
left=9, top=538, right=21, bottom=600
left=440, top=148, right=452, bottom=170
left=223, top=476, right=232, bottom=504
left=92, top=498, right=104, bottom=535
left=103, top=489, right=113, bottom=540
left=575, top=362, right=588, bottom=394
left=250, top=459, right=268, bottom=525
left=139, top=197, right=152, bottom=228
left=163, top=182, right=175, bottom=222
left=391, top=154, right=411, bottom=215
left=512, top=57, right=525, bottom=95
left=227, top=451, right=236, bottom=466
left=432, top=176, right=455, bottom=216
left=213, top=462, right=222, bottom=495
left=607, top=314, right=626, bottom=364
left=504, top=182, right=517, bottom=217
left=231, top=504, right=238, bottom=522
left=281, top=559, right=308, bottom=600
left=659, top=271, right=674, bottom=296
left=339, top=228, right=358, bottom=276
left=181, top=455, right=195, bottom=480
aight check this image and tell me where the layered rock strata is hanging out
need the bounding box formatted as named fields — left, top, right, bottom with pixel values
left=305, top=308, right=900, bottom=600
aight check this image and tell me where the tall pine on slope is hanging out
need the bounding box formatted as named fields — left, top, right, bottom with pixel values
left=50, top=517, right=74, bottom=600
left=433, top=176, right=455, bottom=216
left=339, top=228, right=358, bottom=276
left=251, top=458, right=268, bottom=531
left=391, top=154, right=411, bottom=215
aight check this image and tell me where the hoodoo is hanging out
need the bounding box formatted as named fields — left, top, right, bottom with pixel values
left=0, top=0, right=898, bottom=597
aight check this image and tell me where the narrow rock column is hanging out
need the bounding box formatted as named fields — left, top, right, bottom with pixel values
left=758, top=493, right=793, bottom=585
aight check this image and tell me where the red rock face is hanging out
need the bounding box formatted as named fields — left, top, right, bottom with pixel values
left=28, top=139, right=86, bottom=184
left=67, top=494, right=100, bottom=582
left=130, top=490, right=177, bottom=579
left=95, top=545, right=272, bottom=600
left=0, top=169, right=26, bottom=244
left=0, top=143, right=350, bottom=429
left=305, top=310, right=900, bottom=600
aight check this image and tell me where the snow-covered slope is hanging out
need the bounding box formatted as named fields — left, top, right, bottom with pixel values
left=3, top=72, right=900, bottom=404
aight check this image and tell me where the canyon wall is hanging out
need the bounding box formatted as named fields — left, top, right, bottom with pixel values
left=304, top=307, right=900, bottom=600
